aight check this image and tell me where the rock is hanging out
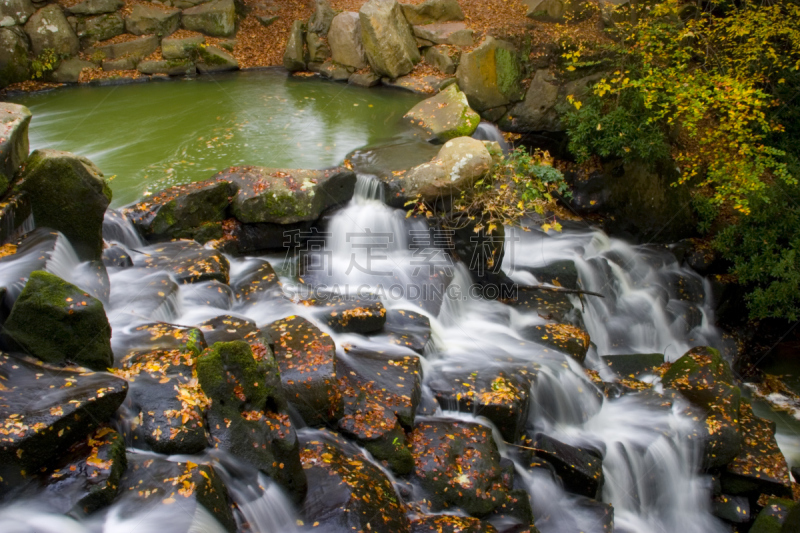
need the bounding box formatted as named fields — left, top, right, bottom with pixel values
left=0, top=103, right=30, bottom=195
left=41, top=427, right=126, bottom=515
left=348, top=69, right=380, bottom=86
left=196, top=315, right=258, bottom=345
left=711, top=494, right=750, bottom=524
left=521, top=258, right=579, bottom=289
left=131, top=240, right=230, bottom=284
left=429, top=367, right=531, bottom=442
left=117, top=454, right=236, bottom=532
left=181, top=0, right=235, bottom=37
left=81, top=13, right=124, bottom=43
left=306, top=31, right=330, bottom=63
left=411, top=418, right=509, bottom=515
left=338, top=398, right=412, bottom=474
left=308, top=0, right=335, bottom=36
left=161, top=33, right=204, bottom=59
left=413, top=22, right=473, bottom=46
left=404, top=83, right=480, bottom=142
left=231, top=259, right=283, bottom=303
left=283, top=19, right=306, bottom=72
left=197, top=44, right=238, bottom=73
left=113, top=322, right=206, bottom=358
left=601, top=353, right=664, bottom=378
left=3, top=271, right=113, bottom=369
left=411, top=516, right=498, bottom=533
left=316, top=59, right=350, bottom=81
left=66, top=0, right=122, bottom=16
left=523, top=0, right=590, bottom=22
left=302, top=294, right=386, bottom=333
left=90, top=34, right=158, bottom=60
left=182, top=280, right=233, bottom=309
left=456, top=37, right=524, bottom=113
left=749, top=497, right=798, bottom=533
left=0, top=190, right=30, bottom=247
left=0, top=27, right=30, bottom=87
left=328, top=12, right=366, bottom=69
left=394, top=136, right=492, bottom=202
left=220, top=165, right=356, bottom=225
left=300, top=429, right=410, bottom=531
left=382, top=73, right=442, bottom=94
left=265, top=316, right=342, bottom=426
left=50, top=57, right=94, bottom=83
left=125, top=4, right=180, bottom=37
left=401, top=0, right=464, bottom=25
left=518, top=323, right=590, bottom=364
left=0, top=0, right=34, bottom=26
left=529, top=433, right=603, bottom=498
left=0, top=353, right=127, bottom=490
left=256, top=13, right=278, bottom=27
left=381, top=308, right=431, bottom=354
left=424, top=44, right=458, bottom=75
left=137, top=58, right=195, bottom=76
left=360, top=0, right=420, bottom=79
left=24, top=4, right=79, bottom=56
left=15, top=150, right=110, bottom=260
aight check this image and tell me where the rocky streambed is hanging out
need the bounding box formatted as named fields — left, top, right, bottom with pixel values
left=0, top=72, right=797, bottom=533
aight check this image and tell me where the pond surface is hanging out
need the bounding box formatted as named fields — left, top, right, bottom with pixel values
left=9, top=70, right=423, bottom=207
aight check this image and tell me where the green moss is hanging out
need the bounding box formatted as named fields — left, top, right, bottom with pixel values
left=197, top=341, right=276, bottom=408
left=495, top=46, right=523, bottom=101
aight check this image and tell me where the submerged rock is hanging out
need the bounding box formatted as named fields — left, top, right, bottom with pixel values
left=404, top=83, right=480, bottom=142
left=3, top=271, right=113, bottom=370
left=360, top=0, right=420, bottom=79
left=181, top=0, right=236, bottom=37
left=328, top=12, right=367, bottom=69
left=401, top=0, right=464, bottom=25
left=601, top=353, right=664, bottom=378
left=456, top=37, right=524, bottom=114
left=0, top=103, right=30, bottom=195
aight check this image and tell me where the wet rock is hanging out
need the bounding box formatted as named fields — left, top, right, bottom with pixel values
left=41, top=427, right=126, bottom=515
left=0, top=353, right=127, bottom=491
left=81, top=13, right=124, bottom=43
left=114, top=322, right=206, bottom=359
left=131, top=240, right=230, bottom=284
left=486, top=488, right=536, bottom=533
left=89, top=34, right=158, bottom=60
left=0, top=103, right=30, bottom=195
left=117, top=454, right=236, bottom=532
left=328, top=12, right=367, bottom=69
left=3, top=271, right=113, bottom=370
left=382, top=73, right=442, bottom=94
left=413, top=22, right=473, bottom=46
left=138, top=58, right=196, bottom=76
left=411, top=418, right=509, bottom=516
left=181, top=280, right=233, bottom=309
left=265, top=315, right=342, bottom=426
left=283, top=19, right=307, bottom=72
left=501, top=286, right=575, bottom=322
left=231, top=259, right=283, bottom=304
left=381, top=308, right=431, bottom=354
left=0, top=27, right=31, bottom=88
left=527, top=433, right=603, bottom=499
left=601, top=353, right=664, bottom=378
left=338, top=398, right=412, bottom=474
left=181, top=0, right=235, bottom=37
left=711, top=494, right=749, bottom=524
left=102, top=244, right=133, bottom=268
left=401, top=0, right=464, bottom=25
left=220, top=165, right=356, bottom=225
left=196, top=44, right=238, bottom=73
left=423, top=44, right=458, bottom=75
left=67, top=0, right=122, bottom=15
left=315, top=58, right=351, bottom=81
left=456, top=37, right=524, bottom=113
left=51, top=57, right=95, bottom=83
left=161, top=33, right=205, bottom=59
left=0, top=191, right=30, bottom=248
left=0, top=0, right=34, bottom=26
left=721, top=401, right=793, bottom=498
left=16, top=149, right=111, bottom=261
left=749, top=497, right=798, bottom=533
left=404, top=83, right=480, bottom=142
left=348, top=69, right=381, bottom=87
left=360, top=0, right=420, bottom=79
left=411, top=515, right=498, bottom=532
left=522, top=258, right=579, bottom=289
left=518, top=323, right=590, bottom=364
left=302, top=294, right=386, bottom=334
left=125, top=4, right=179, bottom=36
left=196, top=315, right=258, bottom=345
left=24, top=5, right=79, bottom=56
left=300, top=429, right=410, bottom=532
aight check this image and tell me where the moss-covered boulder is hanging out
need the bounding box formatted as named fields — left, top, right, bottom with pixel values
left=81, top=13, right=124, bottom=43
left=125, top=4, right=180, bottom=37
left=181, top=0, right=235, bottom=37
left=196, top=315, right=258, bottom=345
left=360, top=0, right=420, bottom=79
left=0, top=103, right=30, bottom=195
left=0, top=353, right=127, bottom=492
left=265, top=315, right=343, bottom=426
left=197, top=44, right=238, bottom=73
left=456, top=37, right=524, bottom=114
left=404, top=83, right=480, bottom=142
left=16, top=149, right=111, bottom=261
left=662, top=346, right=733, bottom=407
left=401, top=0, right=464, bottom=25
left=749, top=497, right=798, bottom=533
left=162, top=33, right=205, bottom=59
left=3, top=271, right=113, bottom=370
left=329, top=12, right=367, bottom=69
left=138, top=58, right=196, bottom=76
left=131, top=240, right=230, bottom=284
left=0, top=27, right=31, bottom=88
left=24, top=5, right=79, bottom=56
left=300, top=429, right=410, bottom=532
left=89, top=34, right=158, bottom=60
left=219, top=165, right=356, bottom=225
left=284, top=19, right=307, bottom=72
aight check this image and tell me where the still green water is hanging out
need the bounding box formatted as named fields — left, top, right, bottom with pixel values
left=9, top=70, right=422, bottom=207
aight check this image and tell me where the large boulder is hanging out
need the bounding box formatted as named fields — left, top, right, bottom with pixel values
left=360, top=0, right=420, bottom=79
left=456, top=37, right=524, bottom=114
left=401, top=0, right=464, bottom=25
left=181, top=0, right=236, bottom=37
left=161, top=33, right=204, bottom=59
left=3, top=271, right=114, bottom=370
left=81, top=13, right=124, bottom=43
left=0, top=102, right=30, bottom=195
left=423, top=44, right=458, bottom=75
left=307, top=0, right=335, bottom=36
left=90, top=34, right=158, bottom=60
left=137, top=58, right=195, bottom=76
left=220, top=166, right=356, bottom=225
left=66, top=0, right=123, bottom=16
left=131, top=240, right=230, bottom=284
left=0, top=353, right=127, bottom=491
left=125, top=4, right=180, bottom=37
left=283, top=19, right=307, bottom=72
left=197, top=44, right=238, bottom=73
left=0, top=0, right=34, bottom=27
left=328, top=12, right=366, bottom=69
left=0, top=27, right=30, bottom=88
left=24, top=4, right=79, bottom=56
left=16, top=149, right=111, bottom=261
left=404, top=83, right=480, bottom=142
left=412, top=22, right=473, bottom=46
left=50, top=57, right=94, bottom=83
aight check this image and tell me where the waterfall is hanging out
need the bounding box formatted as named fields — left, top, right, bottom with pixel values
left=472, top=122, right=511, bottom=154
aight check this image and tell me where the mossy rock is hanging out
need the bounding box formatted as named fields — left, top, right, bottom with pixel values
left=662, top=346, right=733, bottom=408
left=196, top=314, right=258, bottom=345
left=82, top=13, right=125, bottom=43
left=112, top=321, right=206, bottom=359
left=162, top=34, right=205, bottom=59
left=196, top=44, right=238, bottom=73
left=181, top=0, right=236, bottom=37
left=749, top=497, right=798, bottom=533
left=401, top=0, right=465, bottom=25
left=404, top=83, right=480, bottom=142
left=455, top=36, right=524, bottom=113
left=16, top=149, right=111, bottom=261
left=3, top=271, right=113, bottom=370
left=125, top=4, right=180, bottom=37
left=0, top=27, right=31, bottom=89
left=283, top=19, right=307, bottom=72
left=360, top=0, right=421, bottom=78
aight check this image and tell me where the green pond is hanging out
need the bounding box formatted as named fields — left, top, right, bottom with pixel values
left=9, top=69, right=423, bottom=207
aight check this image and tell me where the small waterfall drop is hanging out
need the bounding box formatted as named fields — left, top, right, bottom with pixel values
left=472, top=122, right=510, bottom=153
